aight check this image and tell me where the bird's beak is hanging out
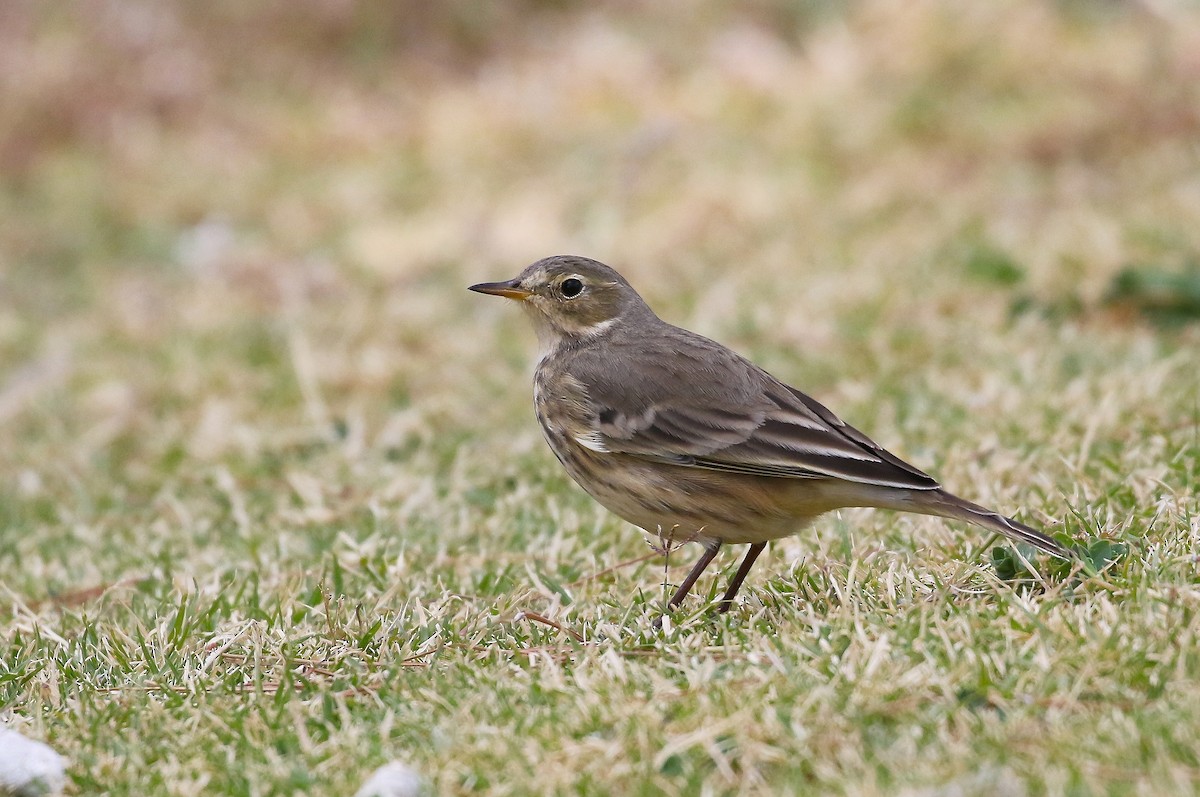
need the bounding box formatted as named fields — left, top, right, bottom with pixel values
left=468, top=279, right=533, bottom=301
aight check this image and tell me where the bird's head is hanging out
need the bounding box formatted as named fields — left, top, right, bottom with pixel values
left=470, top=255, right=653, bottom=353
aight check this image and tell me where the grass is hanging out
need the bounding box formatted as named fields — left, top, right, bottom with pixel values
left=2, top=1, right=1200, bottom=794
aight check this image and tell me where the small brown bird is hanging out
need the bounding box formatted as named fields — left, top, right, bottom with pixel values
left=471, top=255, right=1068, bottom=617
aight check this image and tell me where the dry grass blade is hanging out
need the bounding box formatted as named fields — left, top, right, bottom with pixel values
left=513, top=609, right=586, bottom=643
left=565, top=549, right=671, bottom=587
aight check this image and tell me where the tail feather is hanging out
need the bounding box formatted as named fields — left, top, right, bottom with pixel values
left=917, top=490, right=1071, bottom=559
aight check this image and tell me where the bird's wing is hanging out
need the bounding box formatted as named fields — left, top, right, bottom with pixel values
left=572, top=331, right=941, bottom=492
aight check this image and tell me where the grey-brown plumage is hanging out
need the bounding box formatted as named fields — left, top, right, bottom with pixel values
left=471, top=255, right=1069, bottom=617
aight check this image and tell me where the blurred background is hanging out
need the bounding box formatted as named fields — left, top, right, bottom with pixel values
left=2, top=0, right=1199, bottom=583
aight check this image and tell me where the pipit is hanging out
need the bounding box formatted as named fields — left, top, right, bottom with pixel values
left=471, top=255, right=1069, bottom=617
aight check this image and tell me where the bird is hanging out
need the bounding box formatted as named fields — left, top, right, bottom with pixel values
left=470, top=255, right=1069, bottom=618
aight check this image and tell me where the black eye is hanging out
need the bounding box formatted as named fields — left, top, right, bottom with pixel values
left=560, top=278, right=584, bottom=298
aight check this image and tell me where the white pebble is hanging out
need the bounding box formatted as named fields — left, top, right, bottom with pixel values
left=353, top=761, right=427, bottom=797
left=0, top=728, right=66, bottom=797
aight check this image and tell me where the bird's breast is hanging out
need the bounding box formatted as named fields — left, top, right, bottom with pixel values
left=531, top=360, right=816, bottom=545
left=533, top=363, right=593, bottom=452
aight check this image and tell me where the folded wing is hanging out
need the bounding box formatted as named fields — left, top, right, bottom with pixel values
left=573, top=332, right=941, bottom=492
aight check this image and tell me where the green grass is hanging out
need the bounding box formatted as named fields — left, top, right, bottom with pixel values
left=3, top=1, right=1200, bottom=794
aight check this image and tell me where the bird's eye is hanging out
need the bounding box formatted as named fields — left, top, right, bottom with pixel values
left=560, top=278, right=584, bottom=298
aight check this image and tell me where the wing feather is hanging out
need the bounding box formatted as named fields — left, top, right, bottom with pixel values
left=570, top=327, right=941, bottom=492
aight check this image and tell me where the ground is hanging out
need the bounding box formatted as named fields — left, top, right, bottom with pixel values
left=2, top=1, right=1199, bottom=794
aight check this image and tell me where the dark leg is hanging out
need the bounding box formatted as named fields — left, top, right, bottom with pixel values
left=668, top=542, right=722, bottom=608
left=716, top=543, right=766, bottom=614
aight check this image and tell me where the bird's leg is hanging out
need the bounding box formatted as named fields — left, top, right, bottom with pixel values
left=667, top=542, right=722, bottom=608
left=716, top=543, right=766, bottom=614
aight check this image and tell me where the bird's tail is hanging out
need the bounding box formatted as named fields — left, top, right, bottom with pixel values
left=913, top=489, right=1071, bottom=559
